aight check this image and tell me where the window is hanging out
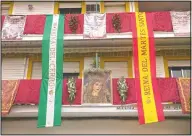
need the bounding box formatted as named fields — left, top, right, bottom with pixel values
left=104, top=2, right=125, bottom=13
left=100, top=57, right=133, bottom=78
left=2, top=2, right=12, bottom=15
left=169, top=67, right=190, bottom=78
left=63, top=73, right=79, bottom=79
left=59, top=8, right=81, bottom=14
left=59, top=2, right=82, bottom=14
left=86, top=2, right=100, bottom=13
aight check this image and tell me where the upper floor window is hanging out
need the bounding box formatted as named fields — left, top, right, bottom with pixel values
left=2, top=2, right=12, bottom=15
left=169, top=66, right=190, bottom=78
left=86, top=2, right=100, bottom=13
left=104, top=2, right=126, bottom=13
left=59, top=2, right=82, bottom=14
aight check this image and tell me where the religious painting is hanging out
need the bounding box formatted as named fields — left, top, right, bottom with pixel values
left=82, top=69, right=112, bottom=104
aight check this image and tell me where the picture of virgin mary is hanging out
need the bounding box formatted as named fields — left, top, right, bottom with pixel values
left=82, top=69, right=112, bottom=104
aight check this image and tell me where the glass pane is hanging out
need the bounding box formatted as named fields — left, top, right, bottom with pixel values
left=172, top=70, right=182, bottom=77
left=183, top=69, right=191, bottom=78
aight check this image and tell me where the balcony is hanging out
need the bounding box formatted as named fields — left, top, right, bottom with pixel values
left=1, top=11, right=190, bottom=54
left=2, top=78, right=190, bottom=118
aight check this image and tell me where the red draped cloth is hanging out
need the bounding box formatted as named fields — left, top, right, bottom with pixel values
left=64, top=14, right=84, bottom=34
left=176, top=78, right=190, bottom=114
left=14, top=79, right=82, bottom=105
left=14, top=80, right=41, bottom=104
left=23, top=15, right=46, bottom=34
left=152, top=11, right=173, bottom=32
left=1, top=15, right=5, bottom=29
left=106, top=13, right=132, bottom=33
left=14, top=78, right=181, bottom=105
left=62, top=79, right=82, bottom=105
left=157, top=78, right=180, bottom=103
left=2, top=80, right=20, bottom=116
left=113, top=78, right=136, bottom=105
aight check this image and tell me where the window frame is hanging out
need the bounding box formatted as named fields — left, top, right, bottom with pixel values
left=100, top=57, right=133, bottom=78
left=2, top=2, right=14, bottom=15
left=163, top=56, right=190, bottom=77
left=27, top=57, right=84, bottom=79
left=169, top=66, right=190, bottom=78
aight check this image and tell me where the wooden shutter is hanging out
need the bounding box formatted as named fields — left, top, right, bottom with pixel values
left=2, top=58, right=25, bottom=80
left=104, top=62, right=128, bottom=78
left=31, top=61, right=80, bottom=79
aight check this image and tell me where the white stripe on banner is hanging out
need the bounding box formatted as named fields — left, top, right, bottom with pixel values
left=46, top=15, right=59, bottom=127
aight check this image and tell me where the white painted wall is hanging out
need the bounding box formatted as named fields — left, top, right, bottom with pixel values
left=2, top=58, right=26, bottom=80
left=2, top=118, right=190, bottom=134
left=12, top=2, right=54, bottom=15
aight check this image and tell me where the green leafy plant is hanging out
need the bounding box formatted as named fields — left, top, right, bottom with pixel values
left=117, top=76, right=128, bottom=104
left=67, top=77, right=76, bottom=105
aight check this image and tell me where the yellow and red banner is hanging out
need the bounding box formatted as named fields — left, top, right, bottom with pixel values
left=131, top=12, right=165, bottom=124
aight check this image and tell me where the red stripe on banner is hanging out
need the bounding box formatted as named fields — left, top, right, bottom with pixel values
left=146, top=12, right=165, bottom=122
left=23, top=15, right=46, bottom=34
left=64, top=14, right=84, bottom=34
left=131, top=13, right=145, bottom=124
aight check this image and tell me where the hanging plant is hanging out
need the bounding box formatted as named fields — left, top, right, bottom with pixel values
left=67, top=77, right=76, bottom=105
left=117, top=76, right=128, bottom=104
left=112, top=14, right=121, bottom=33
left=69, top=15, right=79, bottom=34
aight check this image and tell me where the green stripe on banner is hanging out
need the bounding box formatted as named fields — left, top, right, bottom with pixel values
left=37, top=14, right=64, bottom=128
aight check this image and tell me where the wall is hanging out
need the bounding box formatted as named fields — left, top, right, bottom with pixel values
left=2, top=118, right=190, bottom=134
left=12, top=2, right=54, bottom=15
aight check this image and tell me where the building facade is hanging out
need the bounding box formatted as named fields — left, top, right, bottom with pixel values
left=1, top=1, right=191, bottom=134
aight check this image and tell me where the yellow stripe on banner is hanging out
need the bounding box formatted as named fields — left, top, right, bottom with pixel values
left=135, top=12, right=158, bottom=123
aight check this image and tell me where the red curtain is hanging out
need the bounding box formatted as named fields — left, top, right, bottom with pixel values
left=62, top=79, right=82, bottom=105
left=152, top=11, right=173, bottom=32
left=157, top=78, right=180, bottom=103
left=23, top=15, right=46, bottom=34
left=1, top=15, right=5, bottom=29
left=106, top=12, right=132, bottom=33
left=64, top=14, right=84, bottom=34
left=113, top=78, right=136, bottom=105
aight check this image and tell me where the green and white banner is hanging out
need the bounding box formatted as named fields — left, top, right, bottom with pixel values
left=37, top=14, right=64, bottom=128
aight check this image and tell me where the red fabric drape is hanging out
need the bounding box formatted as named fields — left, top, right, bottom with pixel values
left=62, top=79, right=82, bottom=105
left=106, top=13, right=132, bottom=33
left=2, top=80, right=20, bottom=116
left=23, top=15, right=46, bottom=34
left=1, top=15, right=5, bottom=29
left=14, top=78, right=181, bottom=105
left=64, top=14, right=84, bottom=34
left=113, top=78, right=136, bottom=105
left=14, top=79, right=82, bottom=105
left=14, top=80, right=41, bottom=104
left=157, top=78, right=180, bottom=103
left=152, top=11, right=173, bottom=32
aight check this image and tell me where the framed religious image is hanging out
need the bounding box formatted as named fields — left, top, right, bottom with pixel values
left=82, top=69, right=112, bottom=104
